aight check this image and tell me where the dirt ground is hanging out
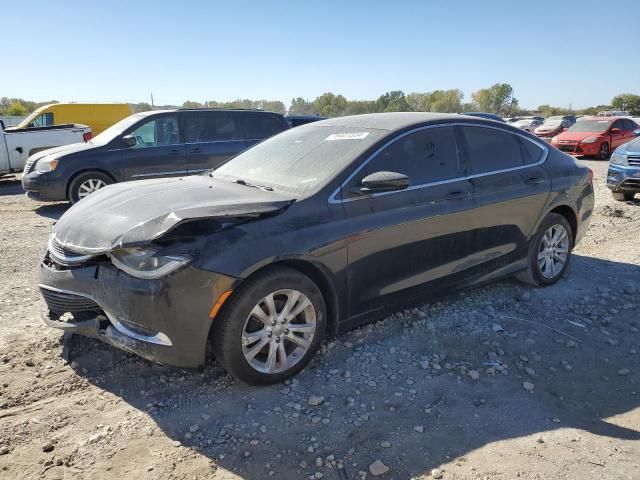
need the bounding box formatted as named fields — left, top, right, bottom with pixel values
left=0, top=159, right=638, bottom=480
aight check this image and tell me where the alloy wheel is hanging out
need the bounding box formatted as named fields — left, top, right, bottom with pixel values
left=241, top=289, right=316, bottom=374
left=599, top=143, right=609, bottom=160
left=78, top=178, right=107, bottom=199
left=537, top=224, right=570, bottom=279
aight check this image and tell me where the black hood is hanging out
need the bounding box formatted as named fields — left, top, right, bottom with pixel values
left=53, top=175, right=295, bottom=254
left=28, top=142, right=96, bottom=163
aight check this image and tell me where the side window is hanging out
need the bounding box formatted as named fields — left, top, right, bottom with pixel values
left=32, top=113, right=54, bottom=127
left=358, top=126, right=460, bottom=185
left=243, top=114, right=286, bottom=139
left=611, top=120, right=624, bottom=131
left=130, top=115, right=180, bottom=148
left=623, top=119, right=636, bottom=130
left=460, top=126, right=542, bottom=173
left=184, top=113, right=237, bottom=143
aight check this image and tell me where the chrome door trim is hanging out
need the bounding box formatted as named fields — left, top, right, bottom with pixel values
left=328, top=122, right=549, bottom=204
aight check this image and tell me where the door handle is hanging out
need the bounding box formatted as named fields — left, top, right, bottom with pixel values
left=168, top=149, right=181, bottom=155
left=445, top=190, right=470, bottom=200
left=524, top=176, right=544, bottom=185
left=189, top=148, right=201, bottom=154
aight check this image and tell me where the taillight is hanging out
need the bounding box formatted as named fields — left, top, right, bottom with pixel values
left=83, top=132, right=92, bottom=142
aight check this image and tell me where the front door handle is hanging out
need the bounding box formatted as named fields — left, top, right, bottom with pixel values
left=524, top=176, right=544, bottom=185
left=445, top=190, right=470, bottom=200
left=168, top=149, right=181, bottom=155
left=189, top=148, right=201, bottom=154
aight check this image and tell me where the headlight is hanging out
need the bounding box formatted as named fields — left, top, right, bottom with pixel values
left=551, top=136, right=559, bottom=143
left=580, top=136, right=599, bottom=144
left=610, top=151, right=628, bottom=166
left=35, top=155, right=58, bottom=173
left=110, top=246, right=191, bottom=279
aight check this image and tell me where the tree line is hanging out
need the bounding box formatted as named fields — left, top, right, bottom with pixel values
left=2, top=87, right=639, bottom=118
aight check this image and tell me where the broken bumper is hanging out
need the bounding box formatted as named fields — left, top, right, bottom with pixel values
left=39, top=259, right=237, bottom=368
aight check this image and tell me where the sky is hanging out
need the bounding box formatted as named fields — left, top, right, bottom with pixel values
left=3, top=0, right=639, bottom=110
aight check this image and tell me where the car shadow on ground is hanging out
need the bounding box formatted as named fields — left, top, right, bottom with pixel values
left=64, top=254, right=639, bottom=479
left=0, top=177, right=24, bottom=196
left=34, top=203, right=68, bottom=220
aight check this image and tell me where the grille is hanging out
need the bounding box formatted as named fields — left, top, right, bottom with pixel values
left=23, top=157, right=36, bottom=174
left=40, top=287, right=101, bottom=313
left=558, top=144, right=576, bottom=152
left=628, top=155, right=640, bottom=166
left=48, top=236, right=93, bottom=266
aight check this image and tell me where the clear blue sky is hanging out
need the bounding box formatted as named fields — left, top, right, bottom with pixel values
left=4, top=0, right=639, bottom=109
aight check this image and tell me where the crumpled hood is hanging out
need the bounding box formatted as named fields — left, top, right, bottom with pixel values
left=53, top=175, right=295, bottom=254
left=28, top=142, right=95, bottom=163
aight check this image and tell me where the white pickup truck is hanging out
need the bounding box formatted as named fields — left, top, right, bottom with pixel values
left=0, top=121, right=92, bottom=176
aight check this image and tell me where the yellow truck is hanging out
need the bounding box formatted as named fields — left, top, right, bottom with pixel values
left=17, top=103, right=132, bottom=135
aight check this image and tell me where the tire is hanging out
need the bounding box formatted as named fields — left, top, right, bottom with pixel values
left=211, top=266, right=327, bottom=385
left=597, top=142, right=610, bottom=160
left=611, top=192, right=634, bottom=201
left=516, top=213, right=573, bottom=287
left=68, top=171, right=113, bottom=204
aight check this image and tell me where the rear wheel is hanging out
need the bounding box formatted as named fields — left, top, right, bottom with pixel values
left=69, top=171, right=113, bottom=204
left=612, top=192, right=634, bottom=201
left=597, top=142, right=610, bottom=160
left=211, top=267, right=326, bottom=385
left=517, top=213, right=573, bottom=287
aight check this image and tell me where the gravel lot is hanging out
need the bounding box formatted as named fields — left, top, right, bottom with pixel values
left=0, top=159, right=638, bottom=480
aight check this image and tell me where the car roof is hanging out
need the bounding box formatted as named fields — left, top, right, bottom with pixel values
left=137, top=108, right=282, bottom=116
left=313, top=112, right=491, bottom=131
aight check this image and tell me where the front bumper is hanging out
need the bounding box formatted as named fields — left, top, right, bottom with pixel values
left=22, top=171, right=68, bottom=202
left=607, top=164, right=640, bottom=193
left=39, top=257, right=237, bottom=368
left=554, top=141, right=602, bottom=157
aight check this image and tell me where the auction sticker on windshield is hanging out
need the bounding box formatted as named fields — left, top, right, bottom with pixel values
left=325, top=132, right=370, bottom=141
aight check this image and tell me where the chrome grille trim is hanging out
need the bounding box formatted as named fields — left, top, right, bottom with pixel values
left=48, top=236, right=94, bottom=266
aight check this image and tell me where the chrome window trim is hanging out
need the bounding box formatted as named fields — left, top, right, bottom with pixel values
left=327, top=122, right=549, bottom=204
left=39, top=284, right=173, bottom=346
left=130, top=170, right=188, bottom=178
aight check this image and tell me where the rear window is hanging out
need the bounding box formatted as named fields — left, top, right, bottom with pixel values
left=568, top=120, right=612, bottom=133
left=460, top=126, right=544, bottom=173
left=241, top=114, right=287, bottom=139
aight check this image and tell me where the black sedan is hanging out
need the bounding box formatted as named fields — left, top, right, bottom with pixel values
left=38, top=113, right=594, bottom=385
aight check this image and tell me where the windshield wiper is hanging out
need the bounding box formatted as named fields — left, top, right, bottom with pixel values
left=233, top=178, right=274, bottom=191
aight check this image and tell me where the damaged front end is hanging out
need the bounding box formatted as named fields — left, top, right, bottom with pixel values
left=39, top=175, right=295, bottom=367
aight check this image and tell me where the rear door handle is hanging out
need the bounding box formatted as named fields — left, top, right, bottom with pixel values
left=524, top=176, right=544, bottom=185
left=445, top=190, right=470, bottom=200
left=168, top=149, right=181, bottom=155
left=189, top=148, right=201, bottom=154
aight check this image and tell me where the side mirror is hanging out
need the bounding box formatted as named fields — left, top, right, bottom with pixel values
left=610, top=128, right=621, bottom=134
left=633, top=129, right=640, bottom=137
left=360, top=171, right=410, bottom=192
left=122, top=134, right=137, bottom=148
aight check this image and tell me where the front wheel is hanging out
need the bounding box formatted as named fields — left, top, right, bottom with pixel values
left=597, top=142, right=610, bottom=160
left=211, top=267, right=326, bottom=385
left=516, top=213, right=573, bottom=287
left=69, top=171, right=113, bottom=204
left=612, top=192, right=634, bottom=201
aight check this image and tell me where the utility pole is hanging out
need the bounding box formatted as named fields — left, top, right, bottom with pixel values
left=151, top=93, right=154, bottom=109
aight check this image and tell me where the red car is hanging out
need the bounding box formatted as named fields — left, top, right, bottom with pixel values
left=551, top=117, right=639, bottom=160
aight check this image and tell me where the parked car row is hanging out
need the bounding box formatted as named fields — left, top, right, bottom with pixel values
left=37, top=112, right=595, bottom=385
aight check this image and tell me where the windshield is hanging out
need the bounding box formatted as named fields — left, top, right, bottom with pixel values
left=213, top=125, right=387, bottom=196
left=543, top=116, right=564, bottom=126
left=89, top=113, right=151, bottom=145
left=17, top=107, right=46, bottom=128
left=568, top=119, right=612, bottom=133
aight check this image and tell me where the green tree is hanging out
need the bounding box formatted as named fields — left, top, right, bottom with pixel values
left=313, top=92, right=348, bottom=117
left=344, top=100, right=376, bottom=115
left=182, top=100, right=203, bottom=109
left=611, top=93, right=640, bottom=115
left=7, top=101, right=28, bottom=116
left=132, top=102, right=152, bottom=113
left=472, top=83, right=514, bottom=115
left=375, top=91, right=409, bottom=112
left=289, top=97, right=314, bottom=115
